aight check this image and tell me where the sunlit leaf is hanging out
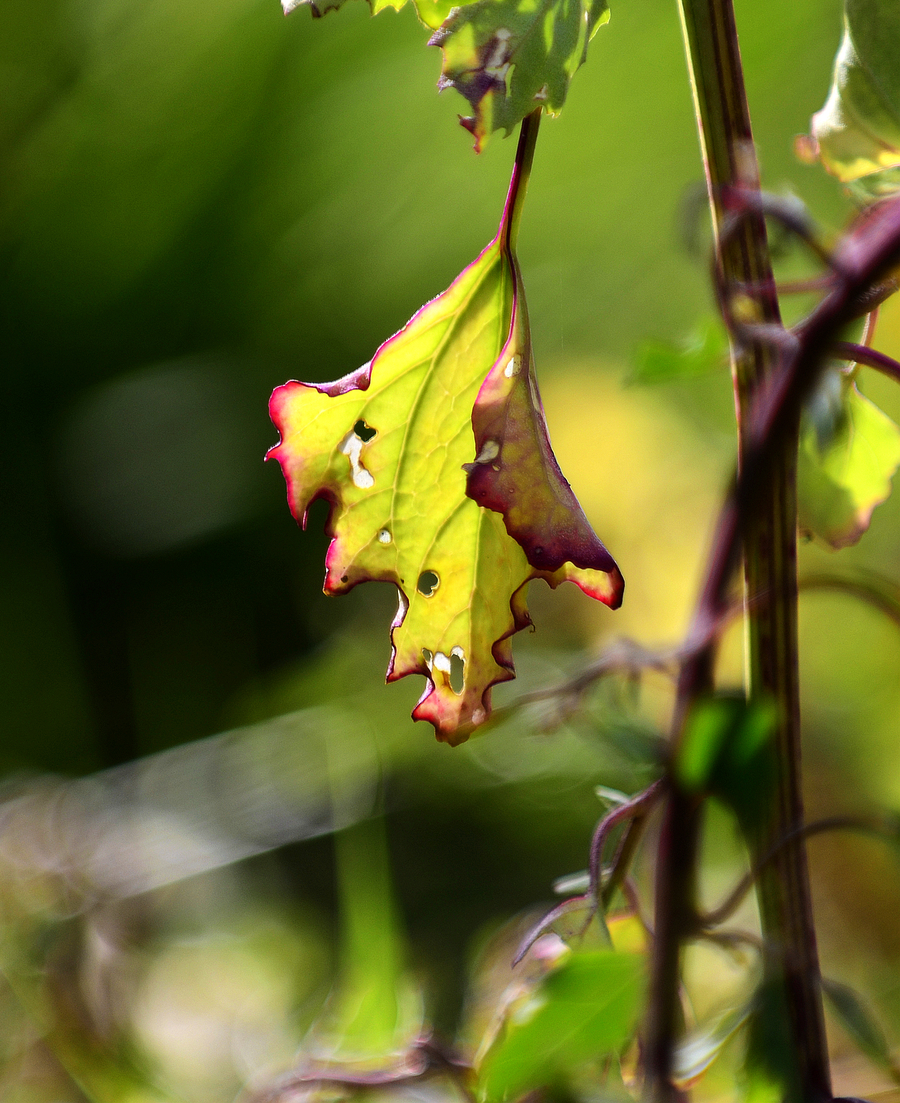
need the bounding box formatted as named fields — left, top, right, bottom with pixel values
left=268, top=154, right=622, bottom=744
left=476, top=951, right=644, bottom=1103
left=465, top=258, right=621, bottom=583
left=810, top=0, right=900, bottom=199
left=282, top=0, right=409, bottom=19
left=675, top=696, right=775, bottom=796
left=798, top=375, right=900, bottom=549
left=673, top=695, right=776, bottom=834
left=428, top=0, right=610, bottom=150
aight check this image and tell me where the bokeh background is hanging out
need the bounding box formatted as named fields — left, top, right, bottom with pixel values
left=3, top=0, right=900, bottom=1097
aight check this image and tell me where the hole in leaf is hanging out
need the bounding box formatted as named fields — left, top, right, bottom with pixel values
left=377, top=529, right=391, bottom=545
left=449, top=647, right=465, bottom=694
left=422, top=648, right=433, bottom=666
left=417, top=570, right=439, bottom=597
left=472, top=439, right=500, bottom=466
left=339, top=429, right=375, bottom=489
left=354, top=419, right=376, bottom=442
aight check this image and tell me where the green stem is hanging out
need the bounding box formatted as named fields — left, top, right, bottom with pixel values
left=502, top=108, right=542, bottom=254
left=671, top=2, right=830, bottom=1101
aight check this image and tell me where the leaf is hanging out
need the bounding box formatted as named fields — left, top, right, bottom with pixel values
left=428, top=0, right=610, bottom=151
left=476, top=951, right=644, bottom=1103
left=822, top=977, right=899, bottom=1080
left=798, top=374, right=900, bottom=549
left=464, top=259, right=621, bottom=583
left=281, top=0, right=458, bottom=37
left=268, top=153, right=622, bottom=745
left=810, top=0, right=900, bottom=199
left=675, top=696, right=775, bottom=796
left=674, top=695, right=776, bottom=834
left=281, top=0, right=409, bottom=19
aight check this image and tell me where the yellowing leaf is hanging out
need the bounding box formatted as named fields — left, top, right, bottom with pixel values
left=428, top=0, right=610, bottom=150
left=268, top=138, right=622, bottom=743
left=798, top=376, right=900, bottom=549
left=810, top=0, right=900, bottom=199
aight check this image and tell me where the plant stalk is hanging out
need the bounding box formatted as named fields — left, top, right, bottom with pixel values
left=649, top=0, right=831, bottom=1100
left=502, top=108, right=542, bottom=254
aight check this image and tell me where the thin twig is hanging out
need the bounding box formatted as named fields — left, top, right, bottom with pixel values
left=512, top=779, right=665, bottom=966
left=590, top=780, right=666, bottom=901
left=699, top=815, right=896, bottom=930
left=800, top=571, right=900, bottom=633
left=832, top=340, right=900, bottom=383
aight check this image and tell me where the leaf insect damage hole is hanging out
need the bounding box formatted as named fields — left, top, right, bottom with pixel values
left=449, top=647, right=465, bottom=693
left=423, top=646, right=466, bottom=695
left=417, top=570, right=440, bottom=596
left=339, top=420, right=377, bottom=489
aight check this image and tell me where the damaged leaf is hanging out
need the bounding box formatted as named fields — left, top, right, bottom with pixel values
left=429, top=0, right=610, bottom=151
left=798, top=372, right=900, bottom=548
left=268, top=128, right=622, bottom=744
left=465, top=269, right=621, bottom=581
left=809, top=0, right=900, bottom=201
left=281, top=0, right=409, bottom=22
left=281, top=0, right=456, bottom=34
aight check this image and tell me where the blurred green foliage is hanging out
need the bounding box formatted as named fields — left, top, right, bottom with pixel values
left=4, top=0, right=900, bottom=1098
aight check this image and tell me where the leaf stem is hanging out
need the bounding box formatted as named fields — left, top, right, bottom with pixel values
left=502, top=109, right=542, bottom=254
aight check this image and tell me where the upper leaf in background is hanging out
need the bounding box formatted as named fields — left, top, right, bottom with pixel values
left=282, top=0, right=610, bottom=146
left=798, top=371, right=900, bottom=549
left=429, top=0, right=610, bottom=150
left=268, top=142, right=622, bottom=745
left=282, top=0, right=409, bottom=19
left=809, top=0, right=900, bottom=201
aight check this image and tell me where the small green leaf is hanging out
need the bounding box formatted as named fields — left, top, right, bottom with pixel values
left=810, top=0, right=900, bottom=196
left=476, top=951, right=644, bottom=1103
left=412, top=0, right=460, bottom=29
left=428, top=0, right=610, bottom=150
left=798, top=376, right=900, bottom=549
left=675, top=696, right=775, bottom=796
left=674, top=695, right=776, bottom=832
left=822, top=977, right=898, bottom=1078
left=675, top=698, right=736, bottom=795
